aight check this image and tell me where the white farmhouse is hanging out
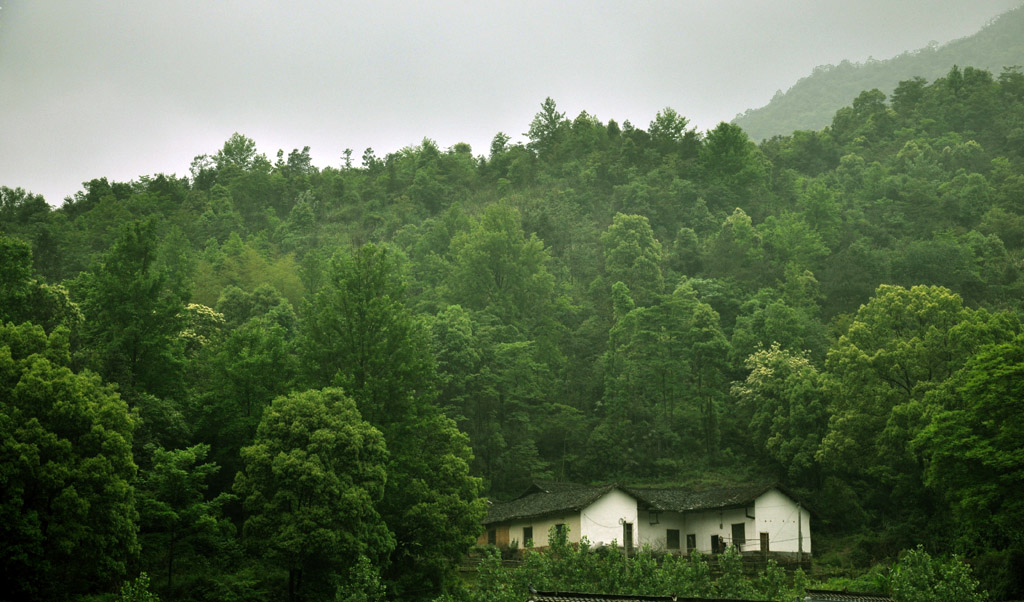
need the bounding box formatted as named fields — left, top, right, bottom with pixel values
left=478, top=482, right=639, bottom=549
left=479, top=481, right=810, bottom=558
left=628, top=483, right=811, bottom=556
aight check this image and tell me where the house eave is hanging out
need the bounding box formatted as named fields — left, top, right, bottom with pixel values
left=482, top=505, right=587, bottom=526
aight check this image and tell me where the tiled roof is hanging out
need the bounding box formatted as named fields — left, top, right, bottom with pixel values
left=484, top=481, right=805, bottom=526
left=624, top=483, right=778, bottom=513
left=483, top=482, right=617, bottom=525
left=527, top=591, right=768, bottom=602
left=527, top=593, right=674, bottom=602
left=803, top=589, right=893, bottom=601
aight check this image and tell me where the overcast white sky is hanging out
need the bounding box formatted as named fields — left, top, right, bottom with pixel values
left=0, top=0, right=1019, bottom=205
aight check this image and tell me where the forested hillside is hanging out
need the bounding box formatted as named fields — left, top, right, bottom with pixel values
left=733, top=4, right=1024, bottom=140
left=3, top=66, right=1024, bottom=600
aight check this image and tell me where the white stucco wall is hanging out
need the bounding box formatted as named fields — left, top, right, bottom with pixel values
left=639, top=507, right=753, bottom=553
left=638, top=509, right=685, bottom=550
left=502, top=487, right=810, bottom=555
left=637, top=488, right=810, bottom=555
left=579, top=489, right=638, bottom=547
left=505, top=489, right=638, bottom=548
left=753, top=488, right=811, bottom=554
left=507, top=513, right=581, bottom=548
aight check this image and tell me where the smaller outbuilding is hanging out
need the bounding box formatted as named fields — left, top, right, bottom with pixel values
left=480, top=481, right=636, bottom=549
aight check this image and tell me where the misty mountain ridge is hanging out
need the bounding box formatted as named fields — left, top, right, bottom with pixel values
left=733, top=3, right=1024, bottom=141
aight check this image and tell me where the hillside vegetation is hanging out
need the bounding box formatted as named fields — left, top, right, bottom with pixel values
left=2, top=66, right=1024, bottom=600
left=733, top=4, right=1024, bottom=140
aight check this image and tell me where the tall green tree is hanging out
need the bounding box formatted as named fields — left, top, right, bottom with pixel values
left=594, top=283, right=730, bottom=477
left=648, top=107, right=693, bottom=149
left=201, top=315, right=295, bottom=468
left=0, top=186, right=56, bottom=274
left=704, top=208, right=764, bottom=286
left=601, top=213, right=664, bottom=307
left=213, top=132, right=264, bottom=176
left=75, top=219, right=189, bottom=400
left=733, top=344, right=828, bottom=484
left=302, top=243, right=434, bottom=427
left=447, top=203, right=567, bottom=384
left=527, top=97, right=568, bottom=159
left=448, top=203, right=557, bottom=328
left=891, top=546, right=988, bottom=602
left=235, top=388, right=392, bottom=602
left=0, top=235, right=83, bottom=334
left=756, top=212, right=830, bottom=277
left=819, top=284, right=1018, bottom=543
left=301, top=244, right=484, bottom=600
left=137, top=443, right=234, bottom=592
left=0, top=322, right=138, bottom=600
left=0, top=234, right=34, bottom=322
left=700, top=122, right=768, bottom=213
left=730, top=268, right=829, bottom=365
left=915, top=331, right=1024, bottom=553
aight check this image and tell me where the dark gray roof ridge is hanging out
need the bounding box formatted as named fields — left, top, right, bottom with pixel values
left=528, top=590, right=771, bottom=602
left=484, top=480, right=811, bottom=525
left=623, top=482, right=778, bottom=513
left=484, top=481, right=620, bottom=525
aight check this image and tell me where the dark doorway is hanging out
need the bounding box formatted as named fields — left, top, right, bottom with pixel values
left=666, top=529, right=680, bottom=550
left=731, top=523, right=746, bottom=550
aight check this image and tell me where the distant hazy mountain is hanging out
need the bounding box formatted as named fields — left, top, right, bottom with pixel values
left=733, top=4, right=1024, bottom=141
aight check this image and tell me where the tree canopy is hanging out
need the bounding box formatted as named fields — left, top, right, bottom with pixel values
left=4, top=61, right=1024, bottom=598
left=0, top=322, right=138, bottom=600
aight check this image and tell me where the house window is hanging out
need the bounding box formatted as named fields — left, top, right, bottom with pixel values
left=487, top=529, right=496, bottom=546
left=623, top=522, right=634, bottom=552
left=666, top=529, right=680, bottom=550
left=731, top=523, right=746, bottom=550
left=553, top=523, right=567, bottom=545
left=760, top=532, right=770, bottom=554
left=523, top=526, right=533, bottom=547
left=686, top=533, right=696, bottom=553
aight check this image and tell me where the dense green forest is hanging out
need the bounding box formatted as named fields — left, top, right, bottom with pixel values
left=733, top=4, right=1024, bottom=140
left=3, top=64, right=1024, bottom=601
